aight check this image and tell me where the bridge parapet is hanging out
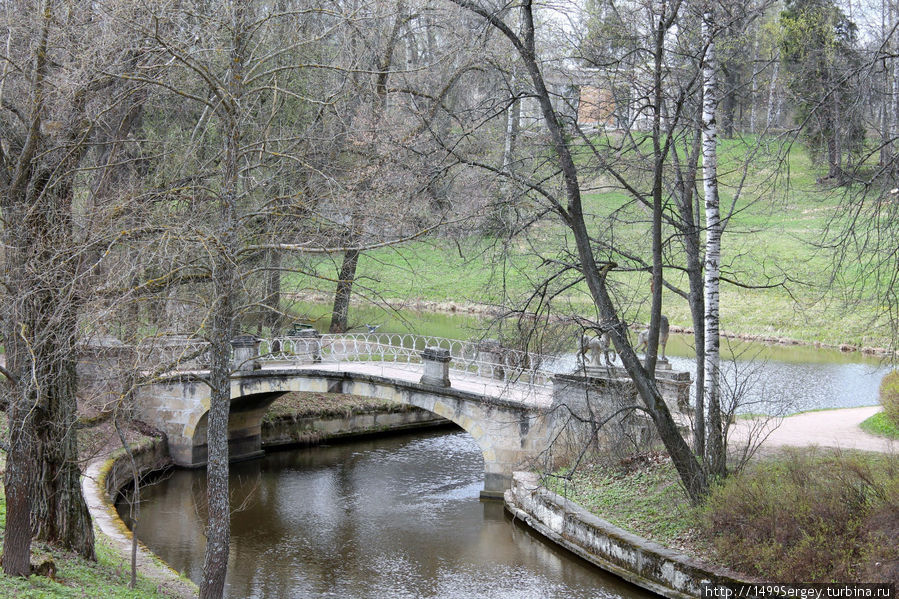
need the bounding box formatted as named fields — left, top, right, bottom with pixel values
left=549, top=368, right=692, bottom=463
left=257, top=333, right=563, bottom=388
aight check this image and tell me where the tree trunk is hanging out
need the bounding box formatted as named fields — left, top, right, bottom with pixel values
left=880, top=0, right=890, bottom=166
left=2, top=186, right=35, bottom=578
left=766, top=56, right=780, bottom=130
left=199, top=2, right=244, bottom=596
left=3, top=185, right=95, bottom=562
left=702, top=8, right=726, bottom=478
left=199, top=256, right=235, bottom=599
left=31, top=341, right=95, bottom=558
left=749, top=38, right=759, bottom=134
left=329, top=248, right=360, bottom=333
left=502, top=84, right=518, bottom=174
left=672, top=124, right=707, bottom=457
left=891, top=1, right=898, bottom=169
left=721, top=65, right=736, bottom=138
left=264, top=248, right=282, bottom=336
left=2, top=394, right=35, bottom=577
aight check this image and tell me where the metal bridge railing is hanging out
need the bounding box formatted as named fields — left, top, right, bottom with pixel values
left=256, top=333, right=561, bottom=388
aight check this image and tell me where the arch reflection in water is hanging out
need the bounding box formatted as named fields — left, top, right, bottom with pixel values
left=119, top=430, right=654, bottom=599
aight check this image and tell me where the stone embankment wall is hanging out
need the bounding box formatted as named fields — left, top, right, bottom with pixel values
left=504, top=471, right=752, bottom=599
left=101, top=438, right=174, bottom=500
left=261, top=407, right=450, bottom=448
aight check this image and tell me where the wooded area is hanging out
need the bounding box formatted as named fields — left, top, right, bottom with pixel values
left=2, top=0, right=898, bottom=596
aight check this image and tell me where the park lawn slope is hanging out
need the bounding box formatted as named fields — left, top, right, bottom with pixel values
left=289, top=137, right=894, bottom=349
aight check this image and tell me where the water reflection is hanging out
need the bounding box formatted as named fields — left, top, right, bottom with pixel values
left=121, top=431, right=652, bottom=599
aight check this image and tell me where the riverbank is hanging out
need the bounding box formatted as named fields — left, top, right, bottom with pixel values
left=506, top=408, right=899, bottom=597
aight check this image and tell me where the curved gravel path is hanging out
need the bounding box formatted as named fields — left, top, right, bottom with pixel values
left=735, top=406, right=896, bottom=454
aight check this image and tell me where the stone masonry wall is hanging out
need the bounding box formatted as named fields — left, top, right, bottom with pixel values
left=504, top=471, right=752, bottom=599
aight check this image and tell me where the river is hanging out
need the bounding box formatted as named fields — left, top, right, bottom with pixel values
left=118, top=430, right=654, bottom=598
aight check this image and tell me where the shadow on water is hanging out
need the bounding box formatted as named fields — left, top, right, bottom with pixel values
left=119, top=430, right=655, bottom=599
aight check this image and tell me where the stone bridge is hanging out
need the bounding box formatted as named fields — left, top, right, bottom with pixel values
left=131, top=333, right=691, bottom=498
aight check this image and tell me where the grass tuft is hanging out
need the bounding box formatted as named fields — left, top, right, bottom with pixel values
left=860, top=411, right=899, bottom=440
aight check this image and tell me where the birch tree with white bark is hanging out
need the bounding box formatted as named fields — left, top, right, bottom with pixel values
left=702, top=1, right=726, bottom=478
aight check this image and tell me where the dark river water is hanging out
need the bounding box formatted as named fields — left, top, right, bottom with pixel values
left=119, top=430, right=654, bottom=599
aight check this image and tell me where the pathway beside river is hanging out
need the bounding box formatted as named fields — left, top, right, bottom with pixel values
left=734, top=406, right=895, bottom=453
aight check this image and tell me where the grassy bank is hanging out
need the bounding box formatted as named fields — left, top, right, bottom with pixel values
left=289, top=138, right=894, bottom=348
left=0, top=488, right=183, bottom=598
left=860, top=411, right=899, bottom=440
left=549, top=448, right=899, bottom=584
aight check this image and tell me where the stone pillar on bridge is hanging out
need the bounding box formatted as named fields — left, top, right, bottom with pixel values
left=420, top=347, right=451, bottom=387
left=287, top=327, right=321, bottom=363
left=231, top=335, right=261, bottom=371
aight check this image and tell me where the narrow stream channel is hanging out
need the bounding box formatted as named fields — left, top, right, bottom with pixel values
left=118, top=430, right=655, bottom=598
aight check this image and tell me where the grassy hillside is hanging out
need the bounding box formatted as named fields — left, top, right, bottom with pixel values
left=288, top=136, right=893, bottom=348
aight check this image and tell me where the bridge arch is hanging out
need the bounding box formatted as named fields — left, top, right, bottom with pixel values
left=136, top=368, right=551, bottom=498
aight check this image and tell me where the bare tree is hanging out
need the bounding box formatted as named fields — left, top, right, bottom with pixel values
left=441, top=0, right=711, bottom=501
left=0, top=0, right=148, bottom=572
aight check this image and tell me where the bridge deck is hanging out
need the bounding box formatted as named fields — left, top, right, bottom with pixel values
left=259, top=361, right=555, bottom=409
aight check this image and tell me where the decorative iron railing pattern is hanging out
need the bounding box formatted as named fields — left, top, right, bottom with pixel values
left=257, top=333, right=562, bottom=388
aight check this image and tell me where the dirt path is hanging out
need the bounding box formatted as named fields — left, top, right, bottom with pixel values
left=736, top=406, right=896, bottom=454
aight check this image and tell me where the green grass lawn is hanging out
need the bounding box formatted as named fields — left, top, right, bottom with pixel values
left=546, top=455, right=701, bottom=550
left=287, top=137, right=893, bottom=347
left=860, top=411, right=899, bottom=440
